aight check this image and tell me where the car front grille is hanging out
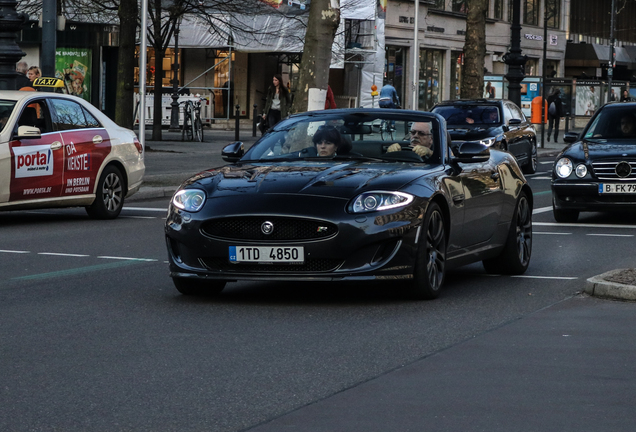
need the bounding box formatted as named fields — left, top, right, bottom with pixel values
left=592, top=161, right=636, bottom=180
left=200, top=217, right=338, bottom=241
left=199, top=257, right=343, bottom=273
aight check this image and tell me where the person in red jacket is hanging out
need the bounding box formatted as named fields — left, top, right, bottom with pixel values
left=325, top=85, right=337, bottom=109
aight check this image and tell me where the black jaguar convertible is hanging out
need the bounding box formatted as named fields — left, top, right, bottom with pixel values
left=165, top=109, right=533, bottom=299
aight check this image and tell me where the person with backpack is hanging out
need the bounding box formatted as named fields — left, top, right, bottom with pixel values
left=547, top=88, right=564, bottom=143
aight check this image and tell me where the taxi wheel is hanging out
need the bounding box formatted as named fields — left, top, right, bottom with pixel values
left=86, top=165, right=125, bottom=219
left=173, top=277, right=226, bottom=296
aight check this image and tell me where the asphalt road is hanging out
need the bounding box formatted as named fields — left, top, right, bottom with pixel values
left=1, top=156, right=636, bottom=431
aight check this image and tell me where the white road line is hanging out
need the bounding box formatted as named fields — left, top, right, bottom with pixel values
left=525, top=171, right=548, bottom=176
left=533, top=232, right=571, bottom=235
left=0, top=249, right=30, bottom=254
left=511, top=275, right=578, bottom=280
left=535, top=222, right=636, bottom=229
left=97, top=256, right=158, bottom=262
left=123, top=207, right=167, bottom=212
left=120, top=216, right=157, bottom=219
left=533, top=206, right=552, bottom=214
left=529, top=176, right=551, bottom=180
left=38, top=252, right=90, bottom=257
left=586, top=233, right=634, bottom=237
left=539, top=161, right=554, bottom=165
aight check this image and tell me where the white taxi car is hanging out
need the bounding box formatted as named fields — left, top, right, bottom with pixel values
left=0, top=89, right=144, bottom=219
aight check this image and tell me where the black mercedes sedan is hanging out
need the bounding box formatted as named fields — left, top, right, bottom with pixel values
left=165, top=109, right=533, bottom=300
left=432, top=99, right=538, bottom=174
left=552, top=102, right=636, bottom=222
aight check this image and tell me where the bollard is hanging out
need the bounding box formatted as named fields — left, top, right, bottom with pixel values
left=252, top=104, right=258, bottom=137
left=235, top=104, right=240, bottom=141
left=565, top=114, right=570, bottom=133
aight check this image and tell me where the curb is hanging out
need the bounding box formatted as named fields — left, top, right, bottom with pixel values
left=128, top=186, right=177, bottom=202
left=585, top=269, right=636, bottom=301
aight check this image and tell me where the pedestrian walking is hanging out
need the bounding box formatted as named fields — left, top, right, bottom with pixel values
left=15, top=61, right=32, bottom=90
left=547, top=88, right=564, bottom=143
left=263, top=74, right=290, bottom=131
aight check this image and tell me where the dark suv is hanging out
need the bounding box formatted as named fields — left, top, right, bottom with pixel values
left=431, top=99, right=538, bottom=174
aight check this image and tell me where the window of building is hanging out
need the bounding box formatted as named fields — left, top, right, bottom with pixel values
left=546, top=0, right=560, bottom=29
left=418, top=49, right=444, bottom=110
left=385, top=46, right=406, bottom=106
left=524, top=0, right=538, bottom=26
left=453, top=0, right=468, bottom=14
left=428, top=0, right=445, bottom=10
left=451, top=52, right=464, bottom=100
left=494, top=0, right=503, bottom=19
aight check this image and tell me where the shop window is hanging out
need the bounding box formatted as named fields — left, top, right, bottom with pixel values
left=428, top=0, right=445, bottom=10
left=524, top=0, right=538, bottom=26
left=546, top=0, right=560, bottom=29
left=385, top=46, right=406, bottom=106
left=133, top=47, right=181, bottom=90
left=453, top=0, right=468, bottom=13
left=418, top=49, right=444, bottom=111
left=494, top=0, right=503, bottom=19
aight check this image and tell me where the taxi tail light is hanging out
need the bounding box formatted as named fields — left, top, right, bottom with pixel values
left=133, top=137, right=143, bottom=154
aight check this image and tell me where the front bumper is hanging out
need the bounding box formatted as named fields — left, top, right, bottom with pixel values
left=165, top=195, right=425, bottom=282
left=552, top=181, right=636, bottom=212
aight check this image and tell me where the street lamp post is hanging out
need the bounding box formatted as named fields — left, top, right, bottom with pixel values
left=0, top=0, right=26, bottom=90
left=169, top=16, right=182, bottom=132
left=503, top=0, right=528, bottom=108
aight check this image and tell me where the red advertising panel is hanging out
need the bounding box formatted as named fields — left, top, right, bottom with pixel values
left=60, top=129, right=111, bottom=197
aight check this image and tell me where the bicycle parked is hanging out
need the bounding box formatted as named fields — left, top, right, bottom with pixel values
left=182, top=97, right=204, bottom=142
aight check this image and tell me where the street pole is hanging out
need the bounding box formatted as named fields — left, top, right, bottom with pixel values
left=139, top=0, right=149, bottom=149
left=41, top=0, right=56, bottom=79
left=411, top=0, right=419, bottom=110
left=608, top=0, right=615, bottom=97
left=0, top=0, right=26, bottom=90
left=503, top=0, right=527, bottom=108
left=540, top=5, right=548, bottom=148
left=169, top=17, right=181, bottom=132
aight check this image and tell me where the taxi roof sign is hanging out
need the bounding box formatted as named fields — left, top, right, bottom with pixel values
left=32, top=77, right=65, bottom=88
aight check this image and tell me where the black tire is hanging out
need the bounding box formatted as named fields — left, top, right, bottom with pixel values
left=522, top=139, right=538, bottom=174
left=407, top=202, right=447, bottom=300
left=553, top=197, right=579, bottom=223
left=194, top=117, right=203, bottom=142
left=173, top=277, right=226, bottom=296
left=86, top=165, right=125, bottom=219
left=483, top=191, right=532, bottom=274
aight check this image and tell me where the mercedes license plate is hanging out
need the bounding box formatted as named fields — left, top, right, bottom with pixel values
left=229, top=246, right=304, bottom=263
left=599, top=183, right=636, bottom=194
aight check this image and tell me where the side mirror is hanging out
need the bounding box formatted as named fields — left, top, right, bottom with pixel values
left=15, top=125, right=41, bottom=140
left=222, top=141, right=244, bottom=162
left=563, top=132, right=579, bottom=143
left=451, top=141, right=490, bottom=163
left=508, top=118, right=522, bottom=125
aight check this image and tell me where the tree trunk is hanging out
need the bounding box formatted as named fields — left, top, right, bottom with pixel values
left=115, top=0, right=137, bottom=130
left=290, top=0, right=340, bottom=114
left=151, top=0, right=164, bottom=141
left=461, top=0, right=488, bottom=99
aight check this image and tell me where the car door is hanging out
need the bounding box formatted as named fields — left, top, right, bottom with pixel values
left=48, top=98, right=112, bottom=197
left=7, top=98, right=66, bottom=202
left=504, top=102, right=531, bottom=164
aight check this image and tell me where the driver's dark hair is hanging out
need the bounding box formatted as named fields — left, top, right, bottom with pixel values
left=313, top=125, right=342, bottom=148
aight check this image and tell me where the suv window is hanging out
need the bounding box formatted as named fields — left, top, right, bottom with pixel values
left=49, top=98, right=98, bottom=131
left=432, top=105, right=501, bottom=125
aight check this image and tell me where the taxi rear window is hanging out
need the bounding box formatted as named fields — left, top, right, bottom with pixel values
left=0, top=100, right=17, bottom=133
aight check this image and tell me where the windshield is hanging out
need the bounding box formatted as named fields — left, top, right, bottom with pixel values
left=585, top=106, right=636, bottom=141
left=242, top=111, right=443, bottom=164
left=0, top=100, right=17, bottom=134
left=432, top=105, right=501, bottom=126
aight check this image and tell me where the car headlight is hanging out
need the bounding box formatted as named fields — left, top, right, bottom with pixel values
left=555, top=158, right=573, bottom=178
left=350, top=191, right=414, bottom=213
left=172, top=189, right=206, bottom=212
left=479, top=137, right=496, bottom=147
left=575, top=164, right=588, bottom=178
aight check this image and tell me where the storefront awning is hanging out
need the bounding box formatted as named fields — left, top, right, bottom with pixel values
left=565, top=42, right=633, bottom=68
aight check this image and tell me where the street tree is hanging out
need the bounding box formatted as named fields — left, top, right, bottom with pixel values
left=290, top=0, right=340, bottom=114
left=461, top=0, right=488, bottom=99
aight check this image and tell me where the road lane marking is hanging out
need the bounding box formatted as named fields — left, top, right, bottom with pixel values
left=38, top=252, right=90, bottom=257
left=97, top=256, right=158, bottom=262
left=533, top=206, right=552, bottom=214
left=120, top=216, right=157, bottom=219
left=123, top=207, right=167, bottom=212
left=0, top=250, right=30, bottom=254
left=534, top=222, right=636, bottom=229
left=530, top=176, right=551, bottom=180
left=586, top=233, right=634, bottom=237
left=533, top=232, right=571, bottom=235
left=511, top=275, right=578, bottom=280
left=10, top=261, right=144, bottom=282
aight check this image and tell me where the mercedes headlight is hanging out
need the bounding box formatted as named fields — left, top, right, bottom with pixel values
left=575, top=164, right=588, bottom=178
left=555, top=158, right=573, bottom=178
left=172, top=189, right=206, bottom=212
left=479, top=137, right=496, bottom=147
left=350, top=191, right=414, bottom=213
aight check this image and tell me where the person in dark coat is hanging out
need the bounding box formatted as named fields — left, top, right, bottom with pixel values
left=547, top=88, right=564, bottom=143
left=263, top=74, right=291, bottom=131
left=15, top=61, right=32, bottom=90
